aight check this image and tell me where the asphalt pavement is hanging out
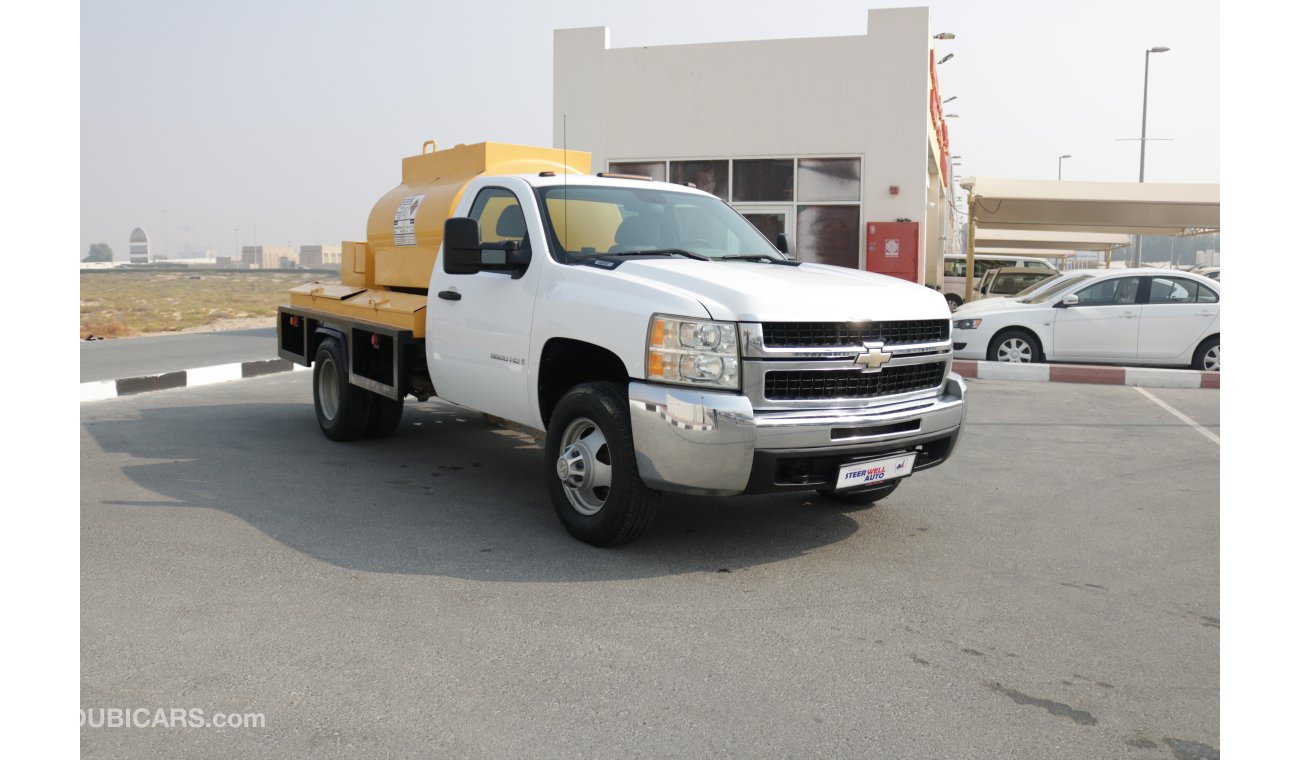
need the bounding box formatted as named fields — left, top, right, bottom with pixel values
left=80, top=327, right=277, bottom=383
left=80, top=374, right=1219, bottom=759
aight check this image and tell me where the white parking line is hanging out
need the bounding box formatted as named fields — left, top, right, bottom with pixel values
left=1134, top=386, right=1220, bottom=445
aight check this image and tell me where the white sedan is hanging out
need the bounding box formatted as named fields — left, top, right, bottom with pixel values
left=952, top=269, right=1220, bottom=371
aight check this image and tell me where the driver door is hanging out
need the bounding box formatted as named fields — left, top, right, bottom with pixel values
left=428, top=185, right=539, bottom=424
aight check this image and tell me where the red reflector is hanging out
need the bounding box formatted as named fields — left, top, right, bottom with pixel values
left=371, top=334, right=381, bottom=348
left=289, top=316, right=299, bottom=327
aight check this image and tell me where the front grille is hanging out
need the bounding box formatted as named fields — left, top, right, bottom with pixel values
left=762, top=320, right=950, bottom=348
left=765, top=362, right=946, bottom=400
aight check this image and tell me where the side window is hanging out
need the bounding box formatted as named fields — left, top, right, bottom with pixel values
left=1149, top=277, right=1194, bottom=304
left=469, top=187, right=528, bottom=247
left=1195, top=283, right=1219, bottom=303
left=1075, top=276, right=1141, bottom=306
left=1025, top=261, right=1050, bottom=270
left=944, top=258, right=965, bottom=278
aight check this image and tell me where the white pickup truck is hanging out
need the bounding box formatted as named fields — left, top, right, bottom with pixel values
left=279, top=142, right=965, bottom=546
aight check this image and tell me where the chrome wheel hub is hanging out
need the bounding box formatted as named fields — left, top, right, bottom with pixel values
left=556, top=417, right=613, bottom=516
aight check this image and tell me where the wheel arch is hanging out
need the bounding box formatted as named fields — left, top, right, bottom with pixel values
left=538, top=338, right=631, bottom=428
left=312, top=324, right=348, bottom=360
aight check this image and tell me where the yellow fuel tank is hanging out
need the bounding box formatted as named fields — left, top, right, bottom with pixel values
left=349, top=141, right=591, bottom=290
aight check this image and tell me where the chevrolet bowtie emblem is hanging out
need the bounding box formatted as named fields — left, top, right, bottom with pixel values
left=854, top=344, right=892, bottom=373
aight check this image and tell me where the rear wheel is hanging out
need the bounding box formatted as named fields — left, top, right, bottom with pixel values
left=365, top=394, right=405, bottom=438
left=1193, top=337, right=1220, bottom=372
left=545, top=382, right=659, bottom=546
left=988, top=329, right=1041, bottom=363
left=817, top=480, right=900, bottom=505
left=945, top=293, right=963, bottom=312
left=313, top=337, right=372, bottom=441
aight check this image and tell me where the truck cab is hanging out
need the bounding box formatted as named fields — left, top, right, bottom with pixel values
left=279, top=142, right=965, bottom=546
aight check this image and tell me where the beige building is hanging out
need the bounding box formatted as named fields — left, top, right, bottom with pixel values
left=299, top=244, right=342, bottom=269
left=554, top=7, right=958, bottom=286
left=241, top=245, right=296, bottom=269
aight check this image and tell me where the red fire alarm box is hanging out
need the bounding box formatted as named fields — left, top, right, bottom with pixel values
left=865, top=222, right=920, bottom=283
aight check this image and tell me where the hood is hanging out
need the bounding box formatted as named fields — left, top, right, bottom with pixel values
left=608, top=260, right=950, bottom=322
left=955, top=295, right=1022, bottom=313
left=953, top=296, right=1039, bottom=317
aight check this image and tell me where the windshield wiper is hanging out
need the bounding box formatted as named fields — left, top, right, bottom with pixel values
left=721, top=254, right=798, bottom=265
left=599, top=248, right=712, bottom=261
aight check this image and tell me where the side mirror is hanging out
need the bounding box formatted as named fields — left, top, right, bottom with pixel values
left=775, top=233, right=790, bottom=255
left=444, top=218, right=485, bottom=275
left=443, top=217, right=530, bottom=277
left=1057, top=294, right=1080, bottom=308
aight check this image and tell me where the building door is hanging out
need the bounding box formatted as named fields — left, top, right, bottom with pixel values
left=732, top=205, right=792, bottom=254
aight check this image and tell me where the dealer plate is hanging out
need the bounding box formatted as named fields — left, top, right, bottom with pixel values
left=835, top=453, right=917, bottom=490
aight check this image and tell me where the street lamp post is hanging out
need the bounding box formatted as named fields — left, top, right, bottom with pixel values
left=1135, top=46, right=1170, bottom=267
left=1058, top=154, right=1072, bottom=180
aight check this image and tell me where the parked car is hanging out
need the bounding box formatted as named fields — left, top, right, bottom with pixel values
left=942, top=254, right=1058, bottom=311
left=1191, top=265, right=1220, bottom=282
left=952, top=268, right=1220, bottom=371
left=973, top=267, right=1059, bottom=301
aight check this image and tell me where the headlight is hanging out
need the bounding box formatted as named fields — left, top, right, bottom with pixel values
left=953, top=318, right=982, bottom=330
left=646, top=315, right=739, bottom=389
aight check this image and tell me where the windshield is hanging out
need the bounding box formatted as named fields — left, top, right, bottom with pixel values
left=1023, top=273, right=1094, bottom=303
left=538, top=185, right=784, bottom=260
left=1011, top=273, right=1066, bottom=296
left=990, top=271, right=1055, bottom=295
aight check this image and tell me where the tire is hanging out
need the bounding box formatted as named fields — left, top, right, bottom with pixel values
left=545, top=382, right=659, bottom=546
left=987, top=329, right=1041, bottom=363
left=945, top=293, right=963, bottom=312
left=1192, top=336, right=1220, bottom=372
left=817, top=480, right=900, bottom=505
left=365, top=393, right=405, bottom=438
left=313, top=337, right=372, bottom=442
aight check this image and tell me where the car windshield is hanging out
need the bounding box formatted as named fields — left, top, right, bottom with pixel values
left=1023, top=273, right=1095, bottom=303
left=1012, top=272, right=1066, bottom=296
left=990, top=271, right=1055, bottom=295
left=537, top=185, right=785, bottom=260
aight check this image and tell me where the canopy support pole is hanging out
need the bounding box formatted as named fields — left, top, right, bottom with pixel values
left=964, top=215, right=976, bottom=303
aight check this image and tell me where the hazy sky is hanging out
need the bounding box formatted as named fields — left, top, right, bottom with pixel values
left=80, top=0, right=1218, bottom=260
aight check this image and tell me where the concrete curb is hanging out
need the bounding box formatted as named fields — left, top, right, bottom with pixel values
left=80, top=357, right=1219, bottom=403
left=80, top=359, right=308, bottom=402
left=951, top=360, right=1220, bottom=389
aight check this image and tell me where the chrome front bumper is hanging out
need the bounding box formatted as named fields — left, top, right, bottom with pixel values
left=628, top=375, right=967, bottom=496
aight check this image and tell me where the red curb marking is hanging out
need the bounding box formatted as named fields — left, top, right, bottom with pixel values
left=1049, top=365, right=1125, bottom=385
left=1200, top=372, right=1220, bottom=389
left=951, top=360, right=979, bottom=378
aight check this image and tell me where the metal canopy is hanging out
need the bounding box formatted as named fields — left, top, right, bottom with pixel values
left=974, top=229, right=1131, bottom=251
left=955, top=177, right=1220, bottom=301
left=973, top=247, right=1077, bottom=259
left=959, top=177, right=1220, bottom=235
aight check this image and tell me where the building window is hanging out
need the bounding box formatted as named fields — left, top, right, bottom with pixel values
left=733, top=159, right=794, bottom=202
left=670, top=160, right=729, bottom=199
left=797, top=158, right=861, bottom=202
left=608, top=161, right=666, bottom=182
left=797, top=205, right=860, bottom=268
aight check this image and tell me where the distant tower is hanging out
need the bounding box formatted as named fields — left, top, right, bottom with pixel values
left=129, top=227, right=150, bottom=264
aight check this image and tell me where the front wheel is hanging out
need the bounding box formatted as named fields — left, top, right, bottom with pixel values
left=545, top=382, right=659, bottom=546
left=945, top=293, right=963, bottom=312
left=988, top=329, right=1042, bottom=363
